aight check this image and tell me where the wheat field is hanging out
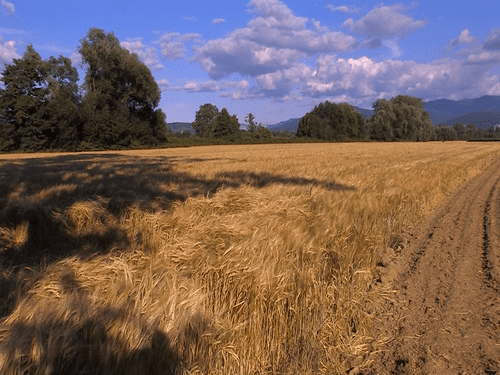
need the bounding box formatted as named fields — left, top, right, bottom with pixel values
left=0, top=142, right=499, bottom=374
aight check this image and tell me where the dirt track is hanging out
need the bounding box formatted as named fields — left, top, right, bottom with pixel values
left=369, top=158, right=500, bottom=374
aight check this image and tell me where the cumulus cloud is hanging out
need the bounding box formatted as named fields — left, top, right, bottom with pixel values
left=194, top=0, right=357, bottom=79
left=300, top=54, right=498, bottom=107
left=0, top=34, right=20, bottom=66
left=326, top=4, right=359, bottom=13
left=484, top=29, right=500, bottom=50
left=183, top=79, right=249, bottom=92
left=448, top=29, right=474, bottom=48
left=466, top=50, right=500, bottom=64
left=157, top=79, right=182, bottom=92
left=157, top=32, right=201, bottom=60
left=121, top=38, right=163, bottom=70
left=344, top=4, right=426, bottom=38
left=1, top=0, right=14, bottom=15
left=212, top=18, right=226, bottom=25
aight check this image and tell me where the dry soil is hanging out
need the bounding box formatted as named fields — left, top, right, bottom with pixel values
left=369, top=157, right=500, bottom=374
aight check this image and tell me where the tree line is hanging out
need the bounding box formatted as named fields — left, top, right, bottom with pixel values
left=0, top=28, right=167, bottom=152
left=296, top=95, right=500, bottom=142
left=297, top=95, right=435, bottom=141
left=2, top=27, right=498, bottom=152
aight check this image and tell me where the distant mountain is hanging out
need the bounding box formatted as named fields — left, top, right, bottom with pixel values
left=168, top=122, right=194, bottom=133
left=353, top=106, right=374, bottom=119
left=439, top=111, right=500, bottom=128
left=268, top=118, right=300, bottom=132
left=425, top=95, right=500, bottom=126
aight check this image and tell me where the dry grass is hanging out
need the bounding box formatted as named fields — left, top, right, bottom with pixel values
left=0, top=142, right=499, bottom=374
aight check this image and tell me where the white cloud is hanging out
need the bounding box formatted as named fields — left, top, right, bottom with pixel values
left=344, top=4, right=426, bottom=38
left=120, top=38, right=163, bottom=70
left=1, top=0, right=14, bottom=15
left=448, top=29, right=474, bottom=48
left=0, top=34, right=20, bottom=66
left=212, top=18, right=226, bottom=25
left=157, top=32, right=201, bottom=60
left=183, top=79, right=249, bottom=92
left=484, top=29, right=500, bottom=51
left=157, top=79, right=182, bottom=92
left=326, top=4, right=359, bottom=13
left=466, top=51, right=500, bottom=64
left=194, top=0, right=357, bottom=79
left=69, top=52, right=82, bottom=68
left=300, top=54, right=498, bottom=107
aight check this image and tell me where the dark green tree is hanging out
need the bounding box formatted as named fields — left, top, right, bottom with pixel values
left=78, top=28, right=166, bottom=148
left=452, top=122, right=466, bottom=140
left=0, top=45, right=80, bottom=151
left=254, top=124, right=272, bottom=139
left=297, top=101, right=366, bottom=141
left=213, top=108, right=240, bottom=139
left=368, top=95, right=434, bottom=141
left=465, top=123, right=479, bottom=139
left=0, top=45, right=49, bottom=151
left=41, top=55, right=81, bottom=149
left=434, top=125, right=458, bottom=141
left=245, top=113, right=256, bottom=133
left=192, top=103, right=218, bottom=137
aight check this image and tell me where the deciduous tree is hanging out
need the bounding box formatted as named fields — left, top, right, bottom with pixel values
left=0, top=45, right=80, bottom=151
left=297, top=101, right=366, bottom=141
left=78, top=28, right=166, bottom=148
left=192, top=103, right=218, bottom=137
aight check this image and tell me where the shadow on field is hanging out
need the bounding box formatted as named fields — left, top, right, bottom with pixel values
left=0, top=266, right=180, bottom=374
left=0, top=152, right=355, bottom=271
left=0, top=152, right=355, bottom=373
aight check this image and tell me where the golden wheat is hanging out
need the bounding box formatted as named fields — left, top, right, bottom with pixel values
left=0, top=142, right=499, bottom=374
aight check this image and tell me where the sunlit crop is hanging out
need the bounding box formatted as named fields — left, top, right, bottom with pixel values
left=0, top=142, right=498, bottom=374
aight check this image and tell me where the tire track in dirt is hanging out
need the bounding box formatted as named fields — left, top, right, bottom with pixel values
left=369, top=158, right=500, bottom=374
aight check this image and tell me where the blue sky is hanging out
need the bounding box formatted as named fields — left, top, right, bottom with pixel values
left=1, top=0, right=499, bottom=124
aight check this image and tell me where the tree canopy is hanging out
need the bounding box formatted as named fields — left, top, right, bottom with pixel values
left=0, top=28, right=168, bottom=152
left=192, top=104, right=240, bottom=139
left=368, top=95, right=434, bottom=141
left=79, top=28, right=167, bottom=147
left=296, top=101, right=367, bottom=141
left=0, top=45, right=80, bottom=151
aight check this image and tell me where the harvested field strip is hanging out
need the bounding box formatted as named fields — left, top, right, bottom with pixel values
left=0, top=142, right=499, bottom=374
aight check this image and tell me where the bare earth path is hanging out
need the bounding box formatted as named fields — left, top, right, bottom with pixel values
left=369, top=157, right=500, bottom=374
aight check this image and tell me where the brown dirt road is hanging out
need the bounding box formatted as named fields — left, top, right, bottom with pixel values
left=368, top=157, right=500, bottom=374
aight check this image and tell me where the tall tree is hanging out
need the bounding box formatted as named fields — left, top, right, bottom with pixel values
left=41, top=55, right=81, bottom=149
left=0, top=45, right=80, bottom=151
left=369, top=95, right=434, bottom=141
left=192, top=103, right=219, bottom=137
left=213, top=108, right=240, bottom=139
left=245, top=113, right=256, bottom=133
left=78, top=28, right=166, bottom=147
